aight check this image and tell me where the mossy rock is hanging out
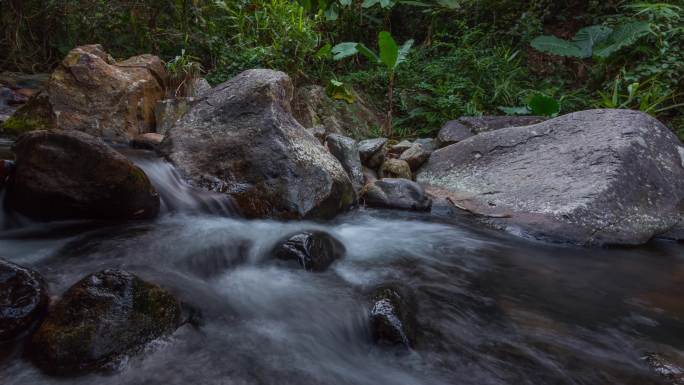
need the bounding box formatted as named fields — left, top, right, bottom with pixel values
left=30, top=269, right=181, bottom=374
left=0, top=93, right=56, bottom=137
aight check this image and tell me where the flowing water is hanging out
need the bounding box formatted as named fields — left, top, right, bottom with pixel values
left=1, top=146, right=683, bottom=385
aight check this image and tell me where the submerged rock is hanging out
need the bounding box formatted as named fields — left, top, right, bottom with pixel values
left=418, top=109, right=684, bottom=245
left=326, top=134, right=364, bottom=192
left=359, top=138, right=387, bottom=169
left=379, top=159, right=412, bottom=180
left=2, top=45, right=167, bottom=142
left=31, top=269, right=182, bottom=374
left=7, top=130, right=160, bottom=221
left=0, top=259, right=49, bottom=341
left=369, top=283, right=417, bottom=349
left=272, top=231, right=346, bottom=272
left=361, top=179, right=432, bottom=211
left=160, top=69, right=355, bottom=219
left=399, top=143, right=431, bottom=171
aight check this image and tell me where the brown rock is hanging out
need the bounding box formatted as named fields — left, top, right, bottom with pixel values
left=379, top=159, right=412, bottom=180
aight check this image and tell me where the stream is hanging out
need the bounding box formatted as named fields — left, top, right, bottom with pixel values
left=1, top=145, right=683, bottom=385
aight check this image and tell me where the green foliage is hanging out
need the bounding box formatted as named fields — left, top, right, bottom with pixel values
left=531, top=22, right=652, bottom=59
left=500, top=94, right=561, bottom=117
left=326, top=79, right=356, bottom=103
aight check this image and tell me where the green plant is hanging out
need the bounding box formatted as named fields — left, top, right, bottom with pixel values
left=596, top=71, right=683, bottom=115
left=326, top=79, right=356, bottom=103
left=500, top=94, right=561, bottom=117
left=166, top=49, right=204, bottom=97
left=332, top=31, right=414, bottom=135
left=531, top=22, right=652, bottom=59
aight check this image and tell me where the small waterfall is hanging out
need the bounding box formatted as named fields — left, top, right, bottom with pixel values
left=126, top=150, right=239, bottom=217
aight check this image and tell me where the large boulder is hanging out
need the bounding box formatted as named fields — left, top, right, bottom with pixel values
left=2, top=45, right=167, bottom=142
left=418, top=109, right=684, bottom=245
left=292, top=84, right=381, bottom=139
left=272, top=231, right=346, bottom=272
left=160, top=69, right=355, bottom=219
left=31, top=269, right=182, bottom=374
left=0, top=258, right=49, bottom=341
left=326, top=134, right=364, bottom=192
left=7, top=130, right=160, bottom=221
left=361, top=179, right=432, bottom=211
left=437, top=116, right=546, bottom=147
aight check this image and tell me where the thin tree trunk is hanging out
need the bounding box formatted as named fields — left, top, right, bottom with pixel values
left=384, top=72, right=394, bottom=137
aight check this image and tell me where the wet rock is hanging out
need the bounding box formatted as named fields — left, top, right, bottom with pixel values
left=359, top=138, right=388, bottom=169
left=7, top=130, right=160, bottom=221
left=292, top=84, right=381, bottom=139
left=418, top=109, right=684, bottom=246
left=2, top=45, right=167, bottom=142
left=414, top=138, right=436, bottom=152
left=369, top=283, right=417, bottom=349
left=131, top=133, right=164, bottom=151
left=30, top=269, right=182, bottom=374
left=0, top=159, right=13, bottom=190
left=437, top=116, right=545, bottom=148
left=272, top=231, right=346, bottom=272
left=399, top=143, right=431, bottom=171
left=379, top=159, right=412, bottom=180
left=363, top=166, right=378, bottom=185
left=326, top=134, right=364, bottom=192
left=361, top=179, right=432, bottom=211
left=389, top=140, right=413, bottom=156
left=0, top=259, right=49, bottom=341
left=643, top=352, right=684, bottom=385
left=154, top=98, right=196, bottom=135
left=160, top=69, right=355, bottom=219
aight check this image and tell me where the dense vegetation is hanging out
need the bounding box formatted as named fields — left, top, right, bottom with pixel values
left=1, top=0, right=682, bottom=138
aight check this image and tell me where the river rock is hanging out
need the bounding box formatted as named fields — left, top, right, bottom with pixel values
left=292, top=84, right=381, bottom=139
left=154, top=98, right=196, bottom=135
left=131, top=133, right=164, bottom=151
left=414, top=138, right=436, bottom=152
left=379, top=159, right=412, bottom=180
left=389, top=140, right=413, bottom=156
left=363, top=166, right=378, bottom=185
left=437, top=116, right=546, bottom=147
left=2, top=45, right=167, bottom=141
left=0, top=259, right=49, bottom=341
left=358, top=138, right=387, bottom=169
left=399, top=143, right=431, bottom=171
left=160, top=69, right=355, bottom=219
left=418, top=109, right=684, bottom=246
left=369, top=283, right=417, bottom=349
left=361, top=179, right=432, bottom=211
left=272, top=231, right=346, bottom=272
left=31, top=269, right=181, bottom=373
left=7, top=130, right=160, bottom=221
left=326, top=134, right=364, bottom=192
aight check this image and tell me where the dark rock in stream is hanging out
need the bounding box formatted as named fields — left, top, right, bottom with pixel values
left=7, top=130, right=160, bottom=221
left=272, top=231, right=346, bottom=272
left=0, top=258, right=49, bottom=341
left=325, top=133, right=364, bottom=192
left=369, top=283, right=417, bottom=349
left=160, top=69, right=355, bottom=220
left=30, top=269, right=182, bottom=374
left=0, top=159, right=13, bottom=190
left=418, top=109, right=684, bottom=246
left=361, top=179, right=432, bottom=211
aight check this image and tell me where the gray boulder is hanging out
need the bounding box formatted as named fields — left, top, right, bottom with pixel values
left=358, top=138, right=387, bottom=169
left=400, top=143, right=432, bottom=171
left=326, top=134, right=364, bottom=192
left=160, top=69, right=355, bottom=219
left=437, top=116, right=545, bottom=147
left=361, top=179, right=431, bottom=211
left=0, top=259, right=49, bottom=341
left=418, top=110, right=684, bottom=245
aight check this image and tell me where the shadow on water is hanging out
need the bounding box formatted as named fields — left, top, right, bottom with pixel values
left=0, top=149, right=682, bottom=385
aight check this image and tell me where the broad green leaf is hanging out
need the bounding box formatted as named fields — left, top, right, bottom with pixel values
left=528, top=94, right=560, bottom=117
left=324, top=6, right=338, bottom=20
left=379, top=0, right=394, bottom=7
left=326, top=80, right=356, bottom=104
left=530, top=36, right=585, bottom=58
left=331, top=42, right=359, bottom=60
left=593, top=21, right=651, bottom=59
left=572, top=25, right=612, bottom=57
left=315, top=43, right=332, bottom=60
left=499, top=106, right=531, bottom=116
left=398, top=0, right=431, bottom=7
left=339, top=0, right=352, bottom=6
left=378, top=31, right=399, bottom=70
left=356, top=43, right=380, bottom=64
left=396, top=39, right=414, bottom=67
left=362, top=0, right=380, bottom=8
